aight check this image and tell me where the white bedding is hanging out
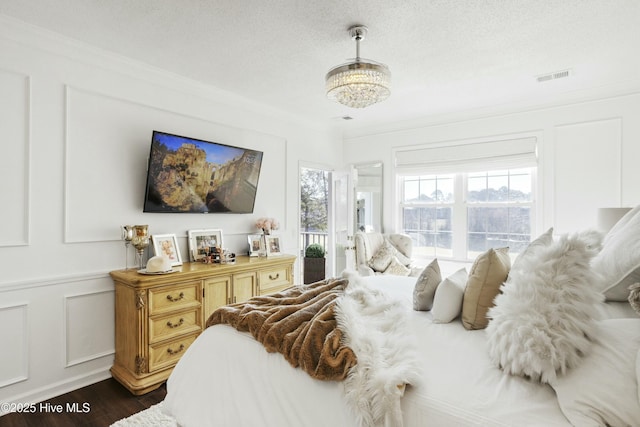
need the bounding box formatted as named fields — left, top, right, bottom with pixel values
left=162, top=276, right=626, bottom=427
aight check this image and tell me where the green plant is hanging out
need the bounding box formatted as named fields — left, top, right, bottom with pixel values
left=305, top=243, right=325, bottom=258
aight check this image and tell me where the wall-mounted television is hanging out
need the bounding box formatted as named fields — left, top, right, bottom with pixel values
left=143, top=130, right=263, bottom=213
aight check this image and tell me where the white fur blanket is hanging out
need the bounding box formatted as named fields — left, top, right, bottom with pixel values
left=338, top=273, right=421, bottom=427
left=208, top=273, right=420, bottom=427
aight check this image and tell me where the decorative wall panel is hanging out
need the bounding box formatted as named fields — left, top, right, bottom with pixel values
left=0, top=69, right=29, bottom=247
left=64, top=87, right=286, bottom=243
left=554, top=118, right=622, bottom=232
left=0, top=303, right=28, bottom=387
left=65, top=289, right=115, bottom=367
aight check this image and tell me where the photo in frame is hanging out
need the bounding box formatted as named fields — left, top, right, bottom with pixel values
left=248, top=234, right=263, bottom=257
left=188, top=229, right=224, bottom=262
left=151, top=233, right=183, bottom=266
left=265, top=235, right=282, bottom=257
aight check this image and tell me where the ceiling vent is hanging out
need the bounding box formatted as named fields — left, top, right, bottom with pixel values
left=536, top=69, right=572, bottom=83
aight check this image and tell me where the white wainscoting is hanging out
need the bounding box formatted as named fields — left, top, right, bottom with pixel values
left=0, top=303, right=29, bottom=388
left=0, top=274, right=115, bottom=407
left=65, top=289, right=115, bottom=367
left=0, top=68, right=30, bottom=247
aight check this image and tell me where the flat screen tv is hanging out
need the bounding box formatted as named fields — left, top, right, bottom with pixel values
left=143, top=131, right=263, bottom=213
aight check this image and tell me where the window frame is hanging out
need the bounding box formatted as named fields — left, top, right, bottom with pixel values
left=397, top=168, right=537, bottom=262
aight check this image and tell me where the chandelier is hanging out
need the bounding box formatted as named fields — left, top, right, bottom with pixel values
left=325, top=25, right=391, bottom=109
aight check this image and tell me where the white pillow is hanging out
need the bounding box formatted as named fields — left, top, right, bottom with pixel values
left=510, top=227, right=553, bottom=273
left=549, top=319, right=640, bottom=427
left=486, top=230, right=604, bottom=383
left=592, top=205, right=640, bottom=301
left=431, top=268, right=468, bottom=324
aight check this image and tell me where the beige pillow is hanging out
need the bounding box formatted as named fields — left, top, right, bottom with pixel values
left=412, top=259, right=442, bottom=311
left=382, top=256, right=411, bottom=276
left=461, top=247, right=510, bottom=330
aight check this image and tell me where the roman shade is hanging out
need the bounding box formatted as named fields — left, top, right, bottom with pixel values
left=394, top=137, right=537, bottom=175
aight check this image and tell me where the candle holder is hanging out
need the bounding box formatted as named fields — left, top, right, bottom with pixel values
left=131, top=225, right=150, bottom=270
left=121, top=225, right=134, bottom=269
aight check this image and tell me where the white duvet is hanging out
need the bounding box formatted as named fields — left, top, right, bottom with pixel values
left=162, top=276, right=580, bottom=426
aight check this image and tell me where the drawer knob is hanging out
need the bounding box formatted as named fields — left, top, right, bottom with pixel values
left=269, top=273, right=280, bottom=280
left=167, top=344, right=185, bottom=355
left=166, top=318, right=184, bottom=329
left=166, top=292, right=185, bottom=302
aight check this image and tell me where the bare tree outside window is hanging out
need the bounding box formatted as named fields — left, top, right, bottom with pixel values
left=300, top=167, right=329, bottom=268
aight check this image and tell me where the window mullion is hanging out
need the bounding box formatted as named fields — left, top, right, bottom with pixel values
left=452, top=173, right=467, bottom=261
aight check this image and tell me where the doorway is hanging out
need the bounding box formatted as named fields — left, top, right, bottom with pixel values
left=299, top=166, right=330, bottom=283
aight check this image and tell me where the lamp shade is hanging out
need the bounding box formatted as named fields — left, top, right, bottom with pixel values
left=597, top=207, right=632, bottom=232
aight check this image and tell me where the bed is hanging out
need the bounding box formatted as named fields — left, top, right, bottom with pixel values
left=161, top=209, right=640, bottom=427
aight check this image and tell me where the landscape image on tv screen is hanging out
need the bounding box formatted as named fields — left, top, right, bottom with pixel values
left=143, top=131, right=263, bottom=213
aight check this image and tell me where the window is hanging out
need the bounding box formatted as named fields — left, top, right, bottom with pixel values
left=400, top=168, right=534, bottom=262
left=466, top=169, right=533, bottom=259
left=401, top=175, right=454, bottom=259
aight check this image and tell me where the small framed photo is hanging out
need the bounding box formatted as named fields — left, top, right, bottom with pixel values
left=151, top=234, right=183, bottom=266
left=188, top=229, right=223, bottom=262
left=248, top=234, right=263, bottom=257
left=266, top=235, right=282, bottom=257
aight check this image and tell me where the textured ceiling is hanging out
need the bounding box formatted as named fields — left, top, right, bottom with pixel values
left=1, top=0, right=640, bottom=131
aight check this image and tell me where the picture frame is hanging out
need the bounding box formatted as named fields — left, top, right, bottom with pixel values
left=248, top=234, right=263, bottom=257
left=188, top=229, right=224, bottom=262
left=265, top=235, right=282, bottom=257
left=151, top=233, right=183, bottom=266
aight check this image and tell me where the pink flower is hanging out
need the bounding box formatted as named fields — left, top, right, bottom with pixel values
left=256, top=217, right=279, bottom=233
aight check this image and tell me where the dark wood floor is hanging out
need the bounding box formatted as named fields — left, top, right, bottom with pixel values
left=0, top=378, right=166, bottom=427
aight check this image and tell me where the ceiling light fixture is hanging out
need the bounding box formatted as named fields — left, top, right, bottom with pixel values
left=326, top=25, right=391, bottom=109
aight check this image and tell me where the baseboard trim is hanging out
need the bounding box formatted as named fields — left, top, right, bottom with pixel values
left=0, top=367, right=112, bottom=415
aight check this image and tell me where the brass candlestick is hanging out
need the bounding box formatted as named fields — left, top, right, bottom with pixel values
left=131, top=225, right=149, bottom=270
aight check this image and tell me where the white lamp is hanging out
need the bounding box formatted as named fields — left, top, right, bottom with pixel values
left=597, top=207, right=632, bottom=233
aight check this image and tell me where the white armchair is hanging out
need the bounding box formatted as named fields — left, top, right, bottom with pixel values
left=354, top=231, right=413, bottom=276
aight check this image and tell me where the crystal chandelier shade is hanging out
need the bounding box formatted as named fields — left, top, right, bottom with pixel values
left=325, top=26, right=391, bottom=109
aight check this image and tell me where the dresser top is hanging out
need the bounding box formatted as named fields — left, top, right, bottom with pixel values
left=110, top=254, right=296, bottom=287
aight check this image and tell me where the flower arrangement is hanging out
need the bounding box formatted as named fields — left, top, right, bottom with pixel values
left=256, top=217, right=279, bottom=234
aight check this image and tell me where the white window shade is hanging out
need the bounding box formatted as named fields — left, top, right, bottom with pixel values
left=395, top=137, right=537, bottom=175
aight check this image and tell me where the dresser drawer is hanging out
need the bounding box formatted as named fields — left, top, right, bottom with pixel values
left=149, top=309, right=201, bottom=344
left=148, top=333, right=198, bottom=372
left=148, top=282, right=200, bottom=315
left=258, top=267, right=290, bottom=294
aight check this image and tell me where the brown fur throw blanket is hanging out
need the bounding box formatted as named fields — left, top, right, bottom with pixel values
left=206, top=278, right=357, bottom=381
left=206, top=274, right=420, bottom=427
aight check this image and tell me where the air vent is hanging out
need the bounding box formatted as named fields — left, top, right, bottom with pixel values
left=536, top=69, right=572, bottom=83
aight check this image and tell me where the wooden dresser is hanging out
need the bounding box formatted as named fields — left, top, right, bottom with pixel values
left=110, top=254, right=296, bottom=395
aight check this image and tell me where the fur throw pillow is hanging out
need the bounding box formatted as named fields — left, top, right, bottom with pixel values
left=485, top=229, right=604, bottom=383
